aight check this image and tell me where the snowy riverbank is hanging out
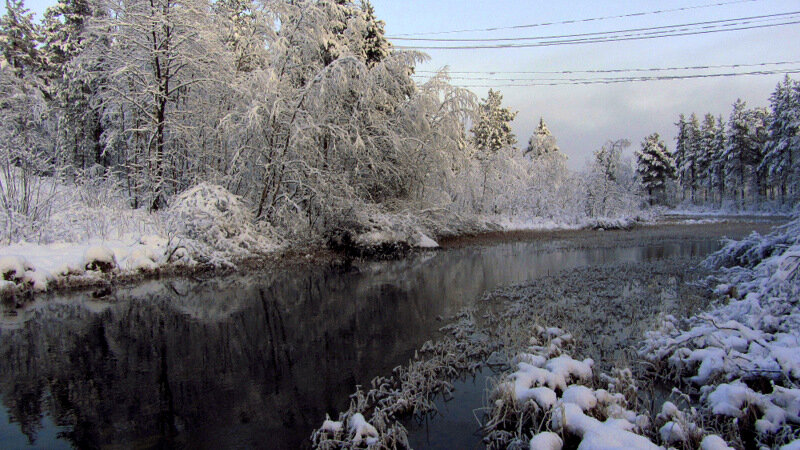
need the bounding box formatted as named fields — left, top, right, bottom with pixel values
left=312, top=215, right=800, bottom=449
left=0, top=180, right=653, bottom=297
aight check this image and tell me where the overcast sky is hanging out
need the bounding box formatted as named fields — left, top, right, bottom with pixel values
left=371, top=0, right=800, bottom=168
left=6, top=0, right=800, bottom=169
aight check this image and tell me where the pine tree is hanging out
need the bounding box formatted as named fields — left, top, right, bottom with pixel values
left=696, top=113, right=717, bottom=202
left=39, top=0, right=91, bottom=74
left=636, top=133, right=676, bottom=205
left=524, top=117, right=559, bottom=159
left=39, top=0, right=107, bottom=170
left=708, top=115, right=727, bottom=204
left=470, top=89, right=517, bottom=155
left=673, top=114, right=689, bottom=201
left=760, top=75, right=800, bottom=203
left=685, top=113, right=701, bottom=202
left=214, top=0, right=265, bottom=73
left=0, top=0, right=41, bottom=78
left=361, top=0, right=390, bottom=68
left=724, top=99, right=768, bottom=205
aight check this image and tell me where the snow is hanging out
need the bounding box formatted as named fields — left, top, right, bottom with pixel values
left=83, top=245, right=117, bottom=270
left=0, top=255, right=31, bottom=280
left=0, top=183, right=288, bottom=295
left=348, top=413, right=379, bottom=446
left=0, top=238, right=167, bottom=291
left=518, top=386, right=557, bottom=409
left=415, top=232, right=439, bottom=248
left=321, top=416, right=343, bottom=434
left=562, top=385, right=597, bottom=412
left=659, top=421, right=687, bottom=445
left=22, top=268, right=53, bottom=291
left=529, top=431, right=563, bottom=450
left=545, top=355, right=594, bottom=384
left=550, top=403, right=659, bottom=450
left=700, top=434, right=733, bottom=450
left=782, top=440, right=800, bottom=450
left=706, top=381, right=761, bottom=417
left=641, top=215, right=800, bottom=443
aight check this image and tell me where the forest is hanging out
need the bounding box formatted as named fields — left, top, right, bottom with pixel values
left=0, top=0, right=798, bottom=267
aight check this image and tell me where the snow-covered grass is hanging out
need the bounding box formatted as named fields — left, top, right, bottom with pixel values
left=490, top=213, right=645, bottom=232
left=640, top=215, right=800, bottom=448
left=310, top=218, right=800, bottom=449
left=483, top=326, right=657, bottom=449
left=311, top=309, right=497, bottom=448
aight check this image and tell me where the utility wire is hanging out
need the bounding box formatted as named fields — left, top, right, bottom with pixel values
left=415, top=68, right=800, bottom=87
left=394, top=19, right=800, bottom=50
left=388, top=0, right=760, bottom=37
left=390, top=11, right=799, bottom=42
left=411, top=60, right=800, bottom=78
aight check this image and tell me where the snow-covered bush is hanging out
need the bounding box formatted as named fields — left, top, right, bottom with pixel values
left=165, top=183, right=279, bottom=267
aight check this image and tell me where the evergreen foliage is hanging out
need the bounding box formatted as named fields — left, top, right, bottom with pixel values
left=470, top=89, right=517, bottom=155
left=671, top=78, right=800, bottom=209
left=524, top=117, right=560, bottom=159
left=636, top=133, right=676, bottom=205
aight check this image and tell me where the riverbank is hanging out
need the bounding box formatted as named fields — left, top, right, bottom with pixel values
left=313, top=217, right=800, bottom=449
left=0, top=218, right=787, bottom=448
left=0, top=211, right=634, bottom=300
left=2, top=211, right=785, bottom=301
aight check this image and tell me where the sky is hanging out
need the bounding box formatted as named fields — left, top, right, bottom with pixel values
left=5, top=0, right=800, bottom=169
left=369, top=0, right=800, bottom=168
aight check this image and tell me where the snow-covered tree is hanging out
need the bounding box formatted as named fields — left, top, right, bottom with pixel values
left=524, top=117, right=559, bottom=159
left=760, top=75, right=800, bottom=204
left=673, top=114, right=689, bottom=199
left=214, top=0, right=270, bottom=73
left=0, top=0, right=41, bottom=78
left=39, top=0, right=108, bottom=171
left=724, top=99, right=768, bottom=205
left=696, top=113, right=717, bottom=202
left=585, top=139, right=638, bottom=217
left=39, top=0, right=91, bottom=74
left=636, top=133, right=676, bottom=205
left=470, top=89, right=517, bottom=155
left=94, top=0, right=235, bottom=210
left=360, top=0, right=390, bottom=68
left=673, top=113, right=701, bottom=202
left=0, top=62, right=57, bottom=241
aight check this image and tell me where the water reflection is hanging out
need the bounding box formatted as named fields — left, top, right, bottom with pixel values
left=0, top=232, right=736, bottom=448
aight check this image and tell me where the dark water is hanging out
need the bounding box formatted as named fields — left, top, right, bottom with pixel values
left=0, top=224, right=771, bottom=449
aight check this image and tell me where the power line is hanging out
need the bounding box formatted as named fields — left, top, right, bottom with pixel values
left=390, top=11, right=798, bottom=42
left=388, top=0, right=761, bottom=37
left=414, top=68, right=800, bottom=87
left=394, top=19, right=800, bottom=50
left=412, top=60, right=800, bottom=77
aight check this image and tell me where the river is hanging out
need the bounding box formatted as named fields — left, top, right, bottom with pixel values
left=0, top=220, right=782, bottom=449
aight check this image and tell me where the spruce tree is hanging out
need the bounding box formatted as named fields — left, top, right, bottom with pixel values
left=724, top=99, right=768, bottom=205
left=524, top=117, right=559, bottom=159
left=761, top=75, right=800, bottom=203
left=636, top=133, right=676, bottom=205
left=673, top=114, right=689, bottom=201
left=0, top=0, right=41, bottom=78
left=470, top=89, right=517, bottom=155
left=361, top=0, right=390, bottom=68
left=697, top=113, right=717, bottom=202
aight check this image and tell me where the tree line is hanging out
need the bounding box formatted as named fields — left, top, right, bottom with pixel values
left=636, top=75, right=800, bottom=209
